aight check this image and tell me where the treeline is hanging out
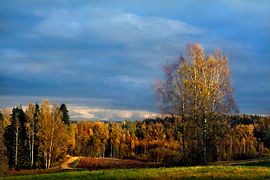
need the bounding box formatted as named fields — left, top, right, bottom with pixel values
left=0, top=100, right=270, bottom=171
left=71, top=114, right=270, bottom=166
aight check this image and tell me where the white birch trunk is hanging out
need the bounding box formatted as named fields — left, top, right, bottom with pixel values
left=31, top=128, right=34, bottom=168
left=48, top=127, right=54, bottom=169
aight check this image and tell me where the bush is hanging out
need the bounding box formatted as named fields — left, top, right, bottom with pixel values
left=163, top=151, right=183, bottom=167
left=136, top=153, right=149, bottom=162
left=148, top=147, right=183, bottom=166
left=149, top=147, right=168, bottom=163
left=247, top=145, right=257, bottom=158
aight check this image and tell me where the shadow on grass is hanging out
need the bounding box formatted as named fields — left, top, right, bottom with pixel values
left=239, top=161, right=270, bottom=167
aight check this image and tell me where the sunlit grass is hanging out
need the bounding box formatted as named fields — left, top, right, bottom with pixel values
left=2, top=165, right=270, bottom=179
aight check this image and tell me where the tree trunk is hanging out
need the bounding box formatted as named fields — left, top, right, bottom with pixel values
left=110, top=140, right=113, bottom=158
left=181, top=115, right=186, bottom=160
left=48, top=127, right=54, bottom=169
left=48, top=153, right=51, bottom=169
left=31, top=128, right=34, bottom=168
left=103, top=144, right=105, bottom=158
left=29, top=139, right=31, bottom=168
left=15, top=124, right=19, bottom=168
left=202, top=114, right=207, bottom=165
left=44, top=151, right=47, bottom=169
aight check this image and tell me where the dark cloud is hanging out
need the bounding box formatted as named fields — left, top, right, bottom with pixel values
left=1, top=1, right=270, bottom=119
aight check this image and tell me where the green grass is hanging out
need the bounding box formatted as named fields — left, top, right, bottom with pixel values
left=1, top=166, right=270, bottom=180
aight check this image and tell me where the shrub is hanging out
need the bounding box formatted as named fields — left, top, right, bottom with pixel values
left=163, top=151, right=183, bottom=167
left=136, top=153, right=149, bottom=162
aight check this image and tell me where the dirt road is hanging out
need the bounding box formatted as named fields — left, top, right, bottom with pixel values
left=61, top=156, right=80, bottom=170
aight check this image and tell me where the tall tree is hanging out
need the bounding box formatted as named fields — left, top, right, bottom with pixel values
left=4, top=106, right=28, bottom=168
left=33, top=103, right=41, bottom=168
left=4, top=108, right=18, bottom=168
left=39, top=100, right=68, bottom=169
left=0, top=112, right=8, bottom=174
left=25, top=103, right=41, bottom=168
left=156, top=44, right=238, bottom=165
left=60, top=104, right=71, bottom=126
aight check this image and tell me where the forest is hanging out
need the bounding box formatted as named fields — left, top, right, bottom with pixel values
left=0, top=100, right=269, bottom=172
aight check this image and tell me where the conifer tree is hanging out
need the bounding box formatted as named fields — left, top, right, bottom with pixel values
left=60, top=104, right=71, bottom=126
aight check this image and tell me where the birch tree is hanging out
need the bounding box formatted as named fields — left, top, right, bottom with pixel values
left=156, top=43, right=238, bottom=165
left=25, top=103, right=35, bottom=168
left=12, top=108, right=20, bottom=168
left=25, top=103, right=40, bottom=168
left=39, top=100, right=67, bottom=169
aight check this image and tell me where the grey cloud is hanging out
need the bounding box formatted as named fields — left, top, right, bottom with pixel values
left=1, top=1, right=270, bottom=118
left=33, top=8, right=205, bottom=41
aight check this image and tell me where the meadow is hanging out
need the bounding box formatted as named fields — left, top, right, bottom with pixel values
left=2, top=165, right=270, bottom=180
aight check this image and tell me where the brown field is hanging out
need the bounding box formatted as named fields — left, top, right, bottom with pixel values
left=77, top=157, right=162, bottom=170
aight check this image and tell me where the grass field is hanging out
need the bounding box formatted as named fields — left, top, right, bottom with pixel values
left=1, top=165, right=270, bottom=180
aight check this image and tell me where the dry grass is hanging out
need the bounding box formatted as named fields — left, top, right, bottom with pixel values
left=77, top=157, right=161, bottom=169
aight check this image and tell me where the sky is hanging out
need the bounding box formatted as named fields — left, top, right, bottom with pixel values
left=0, top=0, right=270, bottom=120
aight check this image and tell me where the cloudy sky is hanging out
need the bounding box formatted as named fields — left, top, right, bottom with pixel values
left=0, top=0, right=270, bottom=120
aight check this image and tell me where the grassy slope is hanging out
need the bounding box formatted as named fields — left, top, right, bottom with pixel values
left=2, top=166, right=270, bottom=180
